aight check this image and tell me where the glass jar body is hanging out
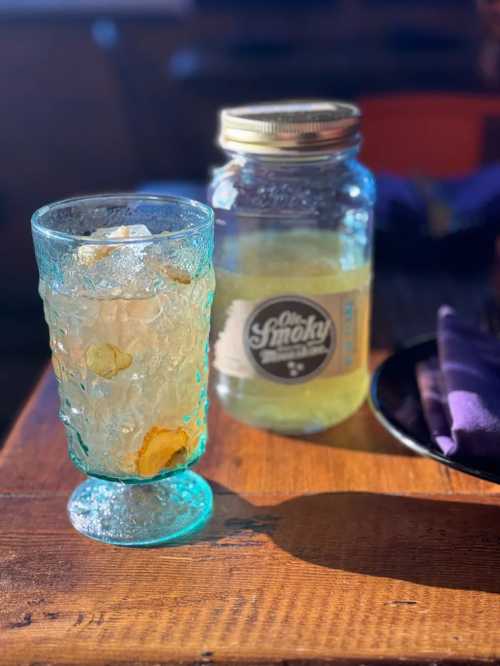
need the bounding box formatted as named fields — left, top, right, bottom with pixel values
left=209, top=149, right=375, bottom=434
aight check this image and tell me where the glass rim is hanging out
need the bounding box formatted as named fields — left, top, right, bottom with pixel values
left=31, top=193, right=214, bottom=244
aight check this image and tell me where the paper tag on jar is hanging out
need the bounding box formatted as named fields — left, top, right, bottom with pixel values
left=214, top=289, right=369, bottom=383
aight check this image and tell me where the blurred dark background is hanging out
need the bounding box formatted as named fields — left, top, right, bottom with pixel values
left=2, top=0, right=500, bottom=437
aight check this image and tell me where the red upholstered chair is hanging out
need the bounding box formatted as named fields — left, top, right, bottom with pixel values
left=359, top=94, right=500, bottom=178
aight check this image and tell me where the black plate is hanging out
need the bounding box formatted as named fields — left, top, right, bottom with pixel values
left=369, top=339, right=500, bottom=486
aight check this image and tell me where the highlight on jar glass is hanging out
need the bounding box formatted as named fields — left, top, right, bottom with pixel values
left=32, top=194, right=215, bottom=546
left=209, top=100, right=375, bottom=435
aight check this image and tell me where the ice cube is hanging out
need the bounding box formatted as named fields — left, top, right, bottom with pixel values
left=65, top=224, right=157, bottom=298
left=92, top=224, right=152, bottom=240
left=78, top=225, right=152, bottom=266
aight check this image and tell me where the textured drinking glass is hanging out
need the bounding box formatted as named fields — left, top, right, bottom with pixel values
left=32, top=194, right=215, bottom=546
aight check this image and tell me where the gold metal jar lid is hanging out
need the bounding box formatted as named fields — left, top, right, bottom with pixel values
left=218, top=100, right=361, bottom=156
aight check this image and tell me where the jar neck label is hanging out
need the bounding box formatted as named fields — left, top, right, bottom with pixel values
left=214, top=288, right=369, bottom=384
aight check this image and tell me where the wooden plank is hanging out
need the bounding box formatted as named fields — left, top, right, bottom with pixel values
left=1, top=357, right=500, bottom=665
left=1, top=361, right=495, bottom=497
left=2, top=490, right=500, bottom=664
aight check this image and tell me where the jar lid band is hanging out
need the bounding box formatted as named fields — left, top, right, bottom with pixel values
left=218, top=100, right=361, bottom=155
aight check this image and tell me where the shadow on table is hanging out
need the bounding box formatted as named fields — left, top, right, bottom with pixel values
left=201, top=485, right=500, bottom=594
left=297, top=408, right=415, bottom=456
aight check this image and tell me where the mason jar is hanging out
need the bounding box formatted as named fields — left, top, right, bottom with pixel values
left=208, top=100, right=375, bottom=435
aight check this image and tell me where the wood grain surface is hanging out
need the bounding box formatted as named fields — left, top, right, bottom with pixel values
left=1, top=355, right=500, bottom=666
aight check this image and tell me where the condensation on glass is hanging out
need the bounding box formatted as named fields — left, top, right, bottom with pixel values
left=209, top=100, right=375, bottom=435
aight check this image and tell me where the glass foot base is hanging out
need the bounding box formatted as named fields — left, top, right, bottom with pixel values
left=67, top=471, right=213, bottom=547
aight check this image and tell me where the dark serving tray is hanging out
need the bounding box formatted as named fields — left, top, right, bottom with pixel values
left=370, top=338, right=500, bottom=486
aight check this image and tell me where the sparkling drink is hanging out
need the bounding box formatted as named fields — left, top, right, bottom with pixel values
left=32, top=195, right=215, bottom=546
left=42, top=275, right=213, bottom=481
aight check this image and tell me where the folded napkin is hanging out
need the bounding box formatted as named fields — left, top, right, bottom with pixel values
left=417, top=306, right=500, bottom=457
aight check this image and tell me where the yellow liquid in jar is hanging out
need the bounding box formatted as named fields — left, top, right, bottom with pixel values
left=213, top=229, right=371, bottom=434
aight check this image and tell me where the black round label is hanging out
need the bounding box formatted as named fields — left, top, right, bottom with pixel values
left=244, top=295, right=336, bottom=384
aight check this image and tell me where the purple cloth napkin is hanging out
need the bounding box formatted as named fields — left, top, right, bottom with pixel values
left=417, top=306, right=500, bottom=457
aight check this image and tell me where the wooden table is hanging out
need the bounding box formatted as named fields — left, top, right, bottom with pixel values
left=2, top=356, right=500, bottom=665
